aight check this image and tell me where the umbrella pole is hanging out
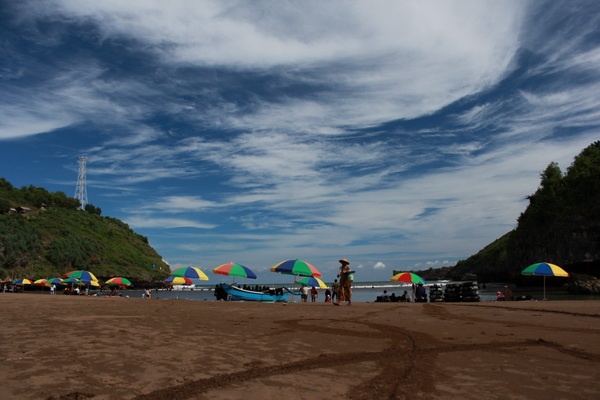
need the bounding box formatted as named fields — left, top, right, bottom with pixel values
left=289, top=276, right=296, bottom=303
left=543, top=276, right=546, bottom=301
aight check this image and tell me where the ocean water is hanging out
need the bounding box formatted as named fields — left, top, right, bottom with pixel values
left=110, top=281, right=600, bottom=303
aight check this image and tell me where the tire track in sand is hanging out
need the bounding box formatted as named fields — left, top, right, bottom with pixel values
left=122, top=308, right=600, bottom=400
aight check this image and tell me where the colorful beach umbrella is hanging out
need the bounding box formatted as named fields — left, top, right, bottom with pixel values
left=296, top=276, right=328, bottom=289
left=270, top=259, right=322, bottom=278
left=213, top=263, right=257, bottom=280
left=170, top=266, right=209, bottom=281
left=46, top=278, right=63, bottom=285
left=105, top=277, right=132, bottom=287
left=390, top=272, right=426, bottom=285
left=34, top=278, right=48, bottom=286
left=62, top=277, right=81, bottom=284
left=164, top=276, right=194, bottom=285
left=12, top=278, right=33, bottom=285
left=64, top=270, right=98, bottom=283
left=521, top=262, right=569, bottom=300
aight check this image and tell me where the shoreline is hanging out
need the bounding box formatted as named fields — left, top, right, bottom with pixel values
left=2, top=294, right=599, bottom=399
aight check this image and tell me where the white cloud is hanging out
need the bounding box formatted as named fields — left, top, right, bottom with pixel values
left=140, top=196, right=218, bottom=213
left=125, top=216, right=216, bottom=229
left=373, top=262, right=386, bottom=270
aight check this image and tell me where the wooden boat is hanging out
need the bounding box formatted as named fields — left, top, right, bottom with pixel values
left=222, top=283, right=289, bottom=302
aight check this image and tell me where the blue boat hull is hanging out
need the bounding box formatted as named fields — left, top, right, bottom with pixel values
left=222, top=284, right=289, bottom=302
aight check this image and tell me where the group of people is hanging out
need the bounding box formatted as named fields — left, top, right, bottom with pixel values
left=298, top=258, right=354, bottom=305
left=300, top=285, right=320, bottom=302
left=375, top=290, right=410, bottom=302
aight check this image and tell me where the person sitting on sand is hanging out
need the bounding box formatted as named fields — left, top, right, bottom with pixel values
left=324, top=288, right=332, bottom=302
left=380, top=290, right=390, bottom=302
left=399, top=290, right=408, bottom=302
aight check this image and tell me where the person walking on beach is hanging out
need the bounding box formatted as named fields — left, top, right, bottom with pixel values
left=334, top=258, right=352, bottom=306
left=331, top=279, right=340, bottom=303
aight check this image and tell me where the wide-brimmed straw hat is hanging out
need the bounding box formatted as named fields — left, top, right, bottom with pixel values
left=339, top=258, right=350, bottom=265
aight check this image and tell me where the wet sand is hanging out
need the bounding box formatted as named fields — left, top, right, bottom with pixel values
left=1, top=294, right=599, bottom=400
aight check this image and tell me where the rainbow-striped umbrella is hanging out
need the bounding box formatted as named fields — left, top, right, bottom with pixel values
left=390, top=272, right=426, bottom=285
left=34, top=278, right=48, bottom=287
left=171, top=266, right=209, bottom=281
left=12, top=278, right=33, bottom=285
left=164, top=276, right=194, bottom=285
left=46, top=278, right=63, bottom=285
left=213, top=263, right=257, bottom=280
left=296, top=276, right=328, bottom=289
left=64, top=270, right=98, bottom=283
left=270, top=259, right=322, bottom=278
left=105, top=277, right=132, bottom=287
left=521, top=262, right=569, bottom=300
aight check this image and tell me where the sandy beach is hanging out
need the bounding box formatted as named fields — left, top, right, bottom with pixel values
left=1, top=294, right=599, bottom=400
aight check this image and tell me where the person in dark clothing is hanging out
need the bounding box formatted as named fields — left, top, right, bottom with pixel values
left=415, top=283, right=427, bottom=302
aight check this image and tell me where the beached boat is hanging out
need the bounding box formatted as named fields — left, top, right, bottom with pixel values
left=222, top=283, right=289, bottom=302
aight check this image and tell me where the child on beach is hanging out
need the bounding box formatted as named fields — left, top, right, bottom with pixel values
left=331, top=279, right=340, bottom=303
left=310, top=286, right=318, bottom=302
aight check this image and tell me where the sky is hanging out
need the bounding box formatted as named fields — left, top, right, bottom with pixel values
left=1, top=1, right=599, bottom=283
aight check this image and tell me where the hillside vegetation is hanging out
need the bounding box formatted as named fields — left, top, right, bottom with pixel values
left=0, top=178, right=169, bottom=282
left=451, top=141, right=600, bottom=282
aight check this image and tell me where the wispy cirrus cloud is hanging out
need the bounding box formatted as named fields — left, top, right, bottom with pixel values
left=125, top=216, right=216, bottom=230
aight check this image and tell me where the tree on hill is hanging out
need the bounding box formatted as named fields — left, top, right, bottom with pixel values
left=452, top=141, right=600, bottom=282
left=0, top=178, right=169, bottom=281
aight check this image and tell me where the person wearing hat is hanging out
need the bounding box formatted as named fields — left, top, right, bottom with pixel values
left=335, top=258, right=353, bottom=306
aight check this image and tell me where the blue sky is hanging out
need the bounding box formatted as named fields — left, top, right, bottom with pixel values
left=1, top=1, right=599, bottom=283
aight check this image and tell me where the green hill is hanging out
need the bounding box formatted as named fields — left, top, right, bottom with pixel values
left=451, top=140, right=600, bottom=283
left=0, top=178, right=169, bottom=282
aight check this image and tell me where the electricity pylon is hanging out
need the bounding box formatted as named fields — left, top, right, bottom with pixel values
left=74, top=156, right=88, bottom=210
